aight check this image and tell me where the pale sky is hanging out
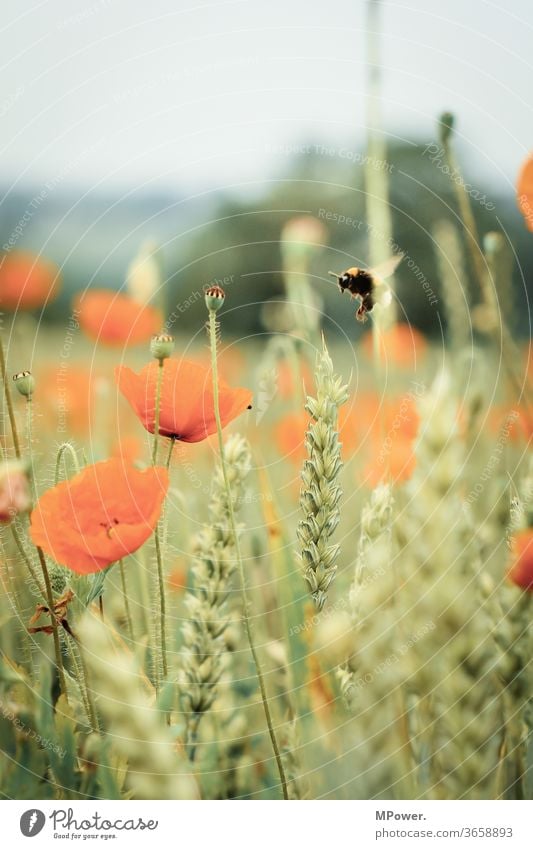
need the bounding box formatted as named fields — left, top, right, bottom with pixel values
left=1, top=0, right=532, bottom=197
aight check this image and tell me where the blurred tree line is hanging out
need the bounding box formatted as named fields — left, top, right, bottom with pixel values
left=167, top=140, right=532, bottom=340
left=2, top=137, right=531, bottom=341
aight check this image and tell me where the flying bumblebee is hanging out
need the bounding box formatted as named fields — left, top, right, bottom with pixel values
left=328, top=253, right=403, bottom=322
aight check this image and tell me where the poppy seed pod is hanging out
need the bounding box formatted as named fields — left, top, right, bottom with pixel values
left=150, top=333, right=174, bottom=361
left=204, top=285, right=225, bottom=312
left=439, top=111, right=455, bottom=145
left=13, top=370, right=35, bottom=398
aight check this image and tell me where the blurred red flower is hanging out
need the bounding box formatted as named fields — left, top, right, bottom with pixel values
left=0, top=251, right=60, bottom=310
left=507, top=530, right=533, bottom=592
left=361, top=323, right=428, bottom=368
left=75, top=289, right=162, bottom=346
left=517, top=154, right=533, bottom=232
left=30, top=458, right=168, bottom=574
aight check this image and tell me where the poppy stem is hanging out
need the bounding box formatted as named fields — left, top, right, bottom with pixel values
left=207, top=308, right=289, bottom=800
left=26, top=397, right=38, bottom=501
left=151, top=357, right=167, bottom=689
left=36, top=544, right=69, bottom=703
left=165, top=436, right=175, bottom=470
left=10, top=521, right=45, bottom=599
left=0, top=333, right=21, bottom=458
left=151, top=359, right=164, bottom=465
left=119, top=558, right=134, bottom=642
left=153, top=525, right=168, bottom=686
left=54, top=442, right=80, bottom=484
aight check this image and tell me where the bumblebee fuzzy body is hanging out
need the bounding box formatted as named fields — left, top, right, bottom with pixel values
left=329, top=254, right=402, bottom=322
left=335, top=267, right=376, bottom=321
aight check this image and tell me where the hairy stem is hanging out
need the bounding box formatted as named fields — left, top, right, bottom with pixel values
left=0, top=334, right=21, bottom=458
left=54, top=442, right=80, bottom=484
left=36, top=545, right=68, bottom=702
left=119, top=559, right=134, bottom=642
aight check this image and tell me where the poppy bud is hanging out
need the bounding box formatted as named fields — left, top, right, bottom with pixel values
left=150, top=333, right=174, bottom=361
left=13, top=370, right=35, bottom=398
left=439, top=111, right=454, bottom=145
left=0, top=460, right=31, bottom=523
left=204, top=285, right=225, bottom=312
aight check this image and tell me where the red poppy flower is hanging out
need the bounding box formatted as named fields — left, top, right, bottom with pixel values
left=115, top=358, right=253, bottom=443
left=0, top=251, right=60, bottom=310
left=507, top=530, right=533, bottom=591
left=75, top=290, right=162, bottom=347
left=361, top=323, right=428, bottom=368
left=487, top=405, right=532, bottom=443
left=361, top=433, right=416, bottom=487
left=30, top=459, right=169, bottom=574
left=517, top=154, right=533, bottom=232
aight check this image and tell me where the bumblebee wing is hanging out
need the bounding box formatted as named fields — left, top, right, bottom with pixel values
left=367, top=253, right=404, bottom=283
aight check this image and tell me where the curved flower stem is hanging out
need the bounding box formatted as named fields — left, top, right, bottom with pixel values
left=165, top=436, right=175, bottom=470
left=0, top=334, right=21, bottom=458
left=11, top=522, right=44, bottom=599
left=119, top=559, right=134, bottom=641
left=151, top=358, right=167, bottom=688
left=54, top=442, right=80, bottom=484
left=36, top=545, right=68, bottom=702
left=25, top=395, right=67, bottom=700
left=208, top=308, right=289, bottom=800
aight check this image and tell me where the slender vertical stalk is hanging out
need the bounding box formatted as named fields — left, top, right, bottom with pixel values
left=151, top=358, right=167, bottom=687
left=119, top=559, right=134, bottom=641
left=207, top=308, right=289, bottom=800
left=67, top=635, right=99, bottom=731
left=26, top=397, right=37, bottom=501
left=152, top=360, right=164, bottom=465
left=10, top=522, right=44, bottom=598
left=0, top=335, right=21, bottom=458
left=441, top=119, right=533, bottom=420
left=21, top=392, right=68, bottom=701
left=365, top=0, right=395, bottom=328
left=165, top=436, right=175, bottom=470
left=36, top=545, right=68, bottom=702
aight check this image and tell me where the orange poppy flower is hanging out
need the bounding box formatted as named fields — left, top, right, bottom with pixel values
left=275, top=410, right=309, bottom=462
left=168, top=559, right=188, bottom=594
left=507, top=530, right=533, bottom=591
left=115, top=358, right=253, bottom=442
left=361, top=323, right=428, bottom=369
left=277, top=359, right=314, bottom=399
left=517, top=154, right=533, bottom=232
left=487, top=405, right=532, bottom=443
left=0, top=251, right=60, bottom=310
left=30, top=459, right=169, bottom=574
left=75, top=289, right=162, bottom=347
left=360, top=433, right=416, bottom=487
